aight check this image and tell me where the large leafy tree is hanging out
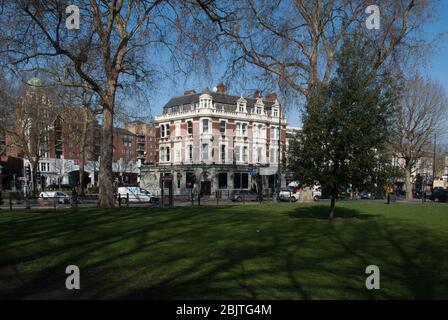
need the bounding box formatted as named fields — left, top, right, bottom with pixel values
left=289, top=38, right=398, bottom=219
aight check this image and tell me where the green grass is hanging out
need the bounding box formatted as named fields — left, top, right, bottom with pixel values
left=1, top=202, right=447, bottom=299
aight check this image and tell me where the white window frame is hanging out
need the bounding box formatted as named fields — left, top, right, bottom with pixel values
left=201, top=143, right=209, bottom=161
left=186, top=119, right=194, bottom=135
left=242, top=146, right=248, bottom=163
left=219, top=119, right=227, bottom=135
left=234, top=145, right=241, bottom=162
left=201, top=118, right=212, bottom=134
left=175, top=121, right=181, bottom=137
left=160, top=123, right=170, bottom=138
left=220, top=143, right=227, bottom=163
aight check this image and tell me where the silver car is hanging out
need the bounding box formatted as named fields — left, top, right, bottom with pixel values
left=39, top=191, right=70, bottom=204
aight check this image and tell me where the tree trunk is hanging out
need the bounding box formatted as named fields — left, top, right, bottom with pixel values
left=405, top=166, right=413, bottom=200
left=79, top=109, right=89, bottom=197
left=329, top=195, right=336, bottom=221
left=98, top=104, right=115, bottom=208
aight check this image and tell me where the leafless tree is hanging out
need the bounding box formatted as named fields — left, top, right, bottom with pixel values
left=0, top=0, right=182, bottom=207
left=183, top=0, right=436, bottom=201
left=0, top=76, right=14, bottom=157
left=392, top=75, right=448, bottom=200
left=7, top=81, right=59, bottom=195
left=58, top=89, right=99, bottom=196
left=186, top=0, right=434, bottom=99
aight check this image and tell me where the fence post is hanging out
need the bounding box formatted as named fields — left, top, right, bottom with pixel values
left=126, top=193, right=129, bottom=208
left=216, top=190, right=219, bottom=205
left=198, top=192, right=201, bottom=206
left=9, top=192, right=13, bottom=211
left=118, top=193, right=121, bottom=208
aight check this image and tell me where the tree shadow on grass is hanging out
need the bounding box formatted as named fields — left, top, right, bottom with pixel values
left=287, top=205, right=377, bottom=221
left=1, top=205, right=448, bottom=299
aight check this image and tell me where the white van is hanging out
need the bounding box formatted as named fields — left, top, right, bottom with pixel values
left=116, top=187, right=159, bottom=203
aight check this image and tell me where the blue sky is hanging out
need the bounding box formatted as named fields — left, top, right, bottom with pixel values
left=145, top=2, right=448, bottom=129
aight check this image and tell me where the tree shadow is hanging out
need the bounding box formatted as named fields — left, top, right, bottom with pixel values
left=1, top=205, right=447, bottom=299
left=287, top=205, right=376, bottom=221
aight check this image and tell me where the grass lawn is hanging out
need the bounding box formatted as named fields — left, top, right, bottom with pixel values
left=1, top=202, right=447, bottom=299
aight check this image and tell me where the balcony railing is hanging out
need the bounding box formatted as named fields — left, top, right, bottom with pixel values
left=155, top=107, right=286, bottom=124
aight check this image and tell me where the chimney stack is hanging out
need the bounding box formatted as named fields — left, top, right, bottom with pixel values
left=216, top=83, right=225, bottom=94
left=266, top=92, right=277, bottom=102
left=184, top=89, right=196, bottom=95
left=254, top=90, right=261, bottom=98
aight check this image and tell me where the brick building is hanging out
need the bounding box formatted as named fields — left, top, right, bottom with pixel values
left=2, top=103, right=157, bottom=190
left=140, top=84, right=287, bottom=196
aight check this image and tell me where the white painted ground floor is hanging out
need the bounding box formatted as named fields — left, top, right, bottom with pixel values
left=139, top=164, right=288, bottom=197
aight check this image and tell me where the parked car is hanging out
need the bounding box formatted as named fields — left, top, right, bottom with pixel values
left=279, top=186, right=300, bottom=202
left=313, top=191, right=346, bottom=201
left=116, top=187, right=159, bottom=203
left=231, top=190, right=262, bottom=202
left=428, top=189, right=448, bottom=202
left=312, top=186, right=322, bottom=201
left=39, top=191, right=70, bottom=204
left=359, top=191, right=375, bottom=200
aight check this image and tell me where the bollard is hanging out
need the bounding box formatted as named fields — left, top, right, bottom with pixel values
left=10, top=192, right=13, bottom=211
left=216, top=190, right=219, bottom=205
left=387, top=194, right=390, bottom=205
left=126, top=193, right=129, bottom=208
left=118, top=193, right=121, bottom=208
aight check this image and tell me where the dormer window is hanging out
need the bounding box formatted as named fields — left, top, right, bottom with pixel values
left=199, top=93, right=213, bottom=109
left=254, top=97, right=265, bottom=115
left=237, top=96, right=247, bottom=113
left=271, top=100, right=280, bottom=117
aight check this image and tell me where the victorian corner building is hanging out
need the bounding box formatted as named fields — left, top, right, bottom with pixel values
left=140, top=84, right=289, bottom=197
